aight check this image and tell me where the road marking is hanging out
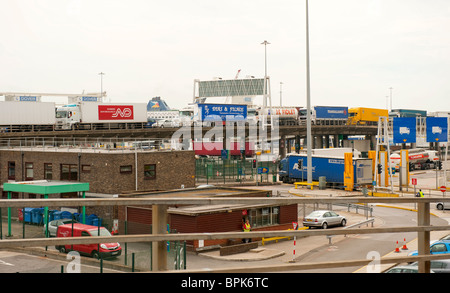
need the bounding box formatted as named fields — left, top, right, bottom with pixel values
left=0, top=260, right=14, bottom=266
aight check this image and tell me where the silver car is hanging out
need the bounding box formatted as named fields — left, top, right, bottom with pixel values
left=302, top=210, right=346, bottom=229
left=43, top=218, right=78, bottom=237
left=436, top=202, right=450, bottom=210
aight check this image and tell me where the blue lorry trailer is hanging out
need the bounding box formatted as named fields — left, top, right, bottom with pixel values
left=278, top=154, right=373, bottom=187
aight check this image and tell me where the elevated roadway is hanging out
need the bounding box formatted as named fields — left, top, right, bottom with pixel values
left=0, top=124, right=378, bottom=139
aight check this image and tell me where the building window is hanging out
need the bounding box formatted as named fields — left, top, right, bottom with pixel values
left=249, top=206, right=280, bottom=228
left=44, top=163, right=52, bottom=180
left=81, top=165, right=91, bottom=173
left=120, top=165, right=132, bottom=173
left=144, top=164, right=156, bottom=180
left=25, top=162, right=33, bottom=181
left=61, top=164, right=78, bottom=181
left=8, top=161, right=15, bottom=180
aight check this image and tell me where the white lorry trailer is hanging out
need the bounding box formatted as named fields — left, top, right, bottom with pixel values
left=0, top=101, right=56, bottom=132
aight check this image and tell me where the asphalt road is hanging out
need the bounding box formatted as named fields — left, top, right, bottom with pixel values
left=293, top=205, right=448, bottom=273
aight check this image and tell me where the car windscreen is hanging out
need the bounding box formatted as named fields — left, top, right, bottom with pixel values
left=89, top=228, right=112, bottom=237
left=307, top=211, right=324, bottom=217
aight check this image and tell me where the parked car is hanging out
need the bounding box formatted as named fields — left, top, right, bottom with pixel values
left=409, top=240, right=450, bottom=257
left=384, top=265, right=423, bottom=273
left=409, top=260, right=450, bottom=273
left=436, top=202, right=450, bottom=210
left=55, top=223, right=121, bottom=259
left=155, top=119, right=179, bottom=128
left=43, top=218, right=78, bottom=237
left=302, top=210, right=347, bottom=229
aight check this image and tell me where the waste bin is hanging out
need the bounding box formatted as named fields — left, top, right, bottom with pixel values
left=23, top=208, right=33, bottom=223
left=52, top=211, right=63, bottom=221
left=60, top=211, right=72, bottom=220
left=90, top=215, right=102, bottom=227
left=31, top=208, right=44, bottom=225
left=48, top=210, right=57, bottom=222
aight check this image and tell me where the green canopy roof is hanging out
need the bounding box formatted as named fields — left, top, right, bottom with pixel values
left=3, top=180, right=89, bottom=194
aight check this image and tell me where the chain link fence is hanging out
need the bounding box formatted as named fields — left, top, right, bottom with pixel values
left=195, top=157, right=279, bottom=184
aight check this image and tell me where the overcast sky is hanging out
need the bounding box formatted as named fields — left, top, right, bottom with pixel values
left=1, top=0, right=449, bottom=112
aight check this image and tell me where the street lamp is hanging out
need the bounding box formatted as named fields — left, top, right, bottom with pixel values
left=389, top=87, right=393, bottom=111
left=261, top=40, right=270, bottom=109
left=305, top=0, right=312, bottom=183
left=99, top=72, right=105, bottom=102
left=280, top=82, right=283, bottom=106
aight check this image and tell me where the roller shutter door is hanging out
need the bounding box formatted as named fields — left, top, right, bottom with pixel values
left=126, top=207, right=152, bottom=235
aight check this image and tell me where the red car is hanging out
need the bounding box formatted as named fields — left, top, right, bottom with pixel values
left=56, top=223, right=121, bottom=259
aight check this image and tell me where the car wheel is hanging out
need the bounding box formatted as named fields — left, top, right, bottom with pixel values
left=91, top=251, right=100, bottom=259
left=341, top=219, right=347, bottom=227
left=322, top=222, right=328, bottom=229
left=437, top=203, right=444, bottom=210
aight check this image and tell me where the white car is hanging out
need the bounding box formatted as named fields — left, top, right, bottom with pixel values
left=43, top=218, right=78, bottom=237
left=302, top=210, right=347, bottom=229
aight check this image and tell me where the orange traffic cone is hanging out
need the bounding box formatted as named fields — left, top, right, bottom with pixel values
left=402, top=238, right=408, bottom=250
left=394, top=241, right=401, bottom=253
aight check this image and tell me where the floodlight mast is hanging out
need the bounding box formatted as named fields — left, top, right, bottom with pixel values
left=306, top=0, right=312, bottom=183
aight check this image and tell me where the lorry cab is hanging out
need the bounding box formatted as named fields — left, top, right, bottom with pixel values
left=55, top=104, right=81, bottom=130
left=56, top=223, right=121, bottom=259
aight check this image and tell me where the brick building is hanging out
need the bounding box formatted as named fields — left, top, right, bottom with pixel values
left=118, top=187, right=298, bottom=251
left=0, top=147, right=196, bottom=221
left=0, top=148, right=195, bottom=196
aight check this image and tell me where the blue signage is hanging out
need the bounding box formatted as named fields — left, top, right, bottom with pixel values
left=19, top=96, right=37, bottom=101
left=393, top=117, right=416, bottom=143
left=82, top=96, right=99, bottom=102
left=221, top=149, right=229, bottom=160
left=257, top=167, right=269, bottom=174
left=426, top=117, right=448, bottom=142
left=198, top=104, right=247, bottom=122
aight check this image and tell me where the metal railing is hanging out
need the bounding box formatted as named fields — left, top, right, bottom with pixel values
left=0, top=196, right=449, bottom=273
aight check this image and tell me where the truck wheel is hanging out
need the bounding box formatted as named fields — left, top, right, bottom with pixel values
left=58, top=246, right=66, bottom=254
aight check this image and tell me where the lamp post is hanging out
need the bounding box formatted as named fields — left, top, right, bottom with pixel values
left=280, top=82, right=283, bottom=106
left=261, top=40, right=270, bottom=109
left=306, top=0, right=312, bottom=183
left=389, top=87, right=393, bottom=111
left=99, top=72, right=105, bottom=102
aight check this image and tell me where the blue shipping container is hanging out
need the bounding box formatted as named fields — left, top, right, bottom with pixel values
left=314, top=106, right=348, bottom=119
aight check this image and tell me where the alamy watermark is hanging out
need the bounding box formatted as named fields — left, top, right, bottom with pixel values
left=171, top=115, right=280, bottom=153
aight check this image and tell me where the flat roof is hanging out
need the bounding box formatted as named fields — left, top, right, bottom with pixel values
left=119, top=186, right=270, bottom=199
left=120, top=186, right=276, bottom=216
left=3, top=180, right=89, bottom=194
